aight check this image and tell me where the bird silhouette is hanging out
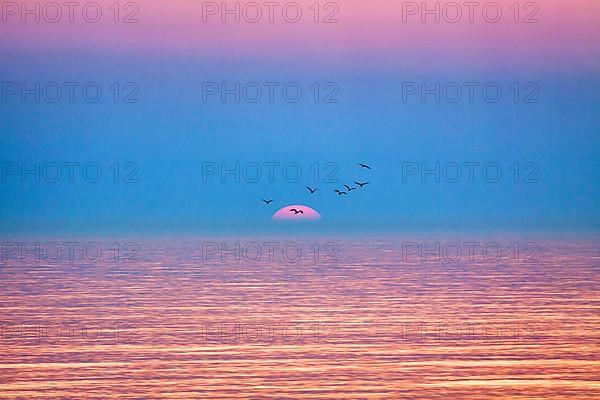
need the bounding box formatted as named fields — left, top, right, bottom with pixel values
left=289, top=208, right=304, bottom=214
left=344, top=184, right=357, bottom=192
left=354, top=181, right=370, bottom=188
left=334, top=189, right=348, bottom=196
left=358, top=163, right=371, bottom=170
left=306, top=186, right=318, bottom=194
left=262, top=199, right=274, bottom=205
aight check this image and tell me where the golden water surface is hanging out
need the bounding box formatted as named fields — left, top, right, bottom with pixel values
left=1, top=235, right=598, bottom=399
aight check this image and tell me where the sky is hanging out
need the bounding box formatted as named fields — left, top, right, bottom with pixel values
left=0, top=0, right=599, bottom=233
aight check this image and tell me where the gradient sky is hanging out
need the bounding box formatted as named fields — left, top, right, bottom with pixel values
left=1, top=0, right=599, bottom=233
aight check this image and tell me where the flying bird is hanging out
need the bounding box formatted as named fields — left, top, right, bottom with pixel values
left=358, top=163, right=371, bottom=170
left=354, top=181, right=370, bottom=188
left=344, top=184, right=357, bottom=192
left=334, top=189, right=348, bottom=196
left=262, top=199, right=274, bottom=205
left=289, top=208, right=304, bottom=214
left=306, top=186, right=318, bottom=194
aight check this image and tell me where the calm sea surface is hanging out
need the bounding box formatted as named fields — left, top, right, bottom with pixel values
left=1, top=235, right=598, bottom=399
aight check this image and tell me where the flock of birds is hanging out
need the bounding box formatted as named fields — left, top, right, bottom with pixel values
left=262, top=163, right=371, bottom=211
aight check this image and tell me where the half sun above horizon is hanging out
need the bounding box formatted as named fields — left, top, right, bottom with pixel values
left=272, top=205, right=322, bottom=221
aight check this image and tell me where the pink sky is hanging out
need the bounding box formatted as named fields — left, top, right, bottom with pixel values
left=2, top=0, right=598, bottom=70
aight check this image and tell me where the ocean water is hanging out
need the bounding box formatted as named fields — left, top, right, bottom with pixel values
left=0, top=235, right=598, bottom=399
